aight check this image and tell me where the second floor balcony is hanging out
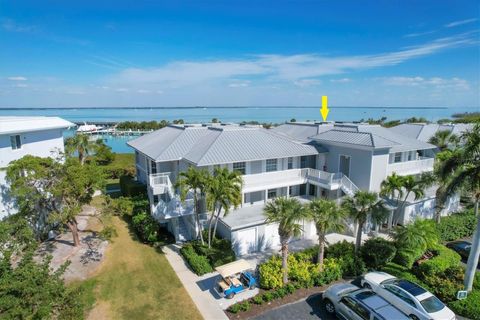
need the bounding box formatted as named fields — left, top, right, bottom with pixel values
left=386, top=157, right=434, bottom=176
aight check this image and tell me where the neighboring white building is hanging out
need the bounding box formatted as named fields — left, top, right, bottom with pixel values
left=0, top=116, right=74, bottom=218
left=128, top=122, right=458, bottom=256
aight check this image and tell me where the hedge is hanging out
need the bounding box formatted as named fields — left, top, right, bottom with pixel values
left=119, top=175, right=147, bottom=197
left=448, top=290, right=480, bottom=320
left=413, top=245, right=461, bottom=278
left=180, top=244, right=213, bottom=275
left=325, top=240, right=366, bottom=277
left=436, top=210, right=477, bottom=242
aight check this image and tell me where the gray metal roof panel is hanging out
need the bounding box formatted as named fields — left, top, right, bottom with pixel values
left=310, top=129, right=398, bottom=149
left=184, top=127, right=321, bottom=165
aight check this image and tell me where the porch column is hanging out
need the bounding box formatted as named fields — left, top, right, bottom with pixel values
left=387, top=210, right=394, bottom=230
left=264, top=189, right=268, bottom=203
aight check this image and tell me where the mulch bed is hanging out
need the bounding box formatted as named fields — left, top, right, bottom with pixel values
left=225, top=279, right=349, bottom=319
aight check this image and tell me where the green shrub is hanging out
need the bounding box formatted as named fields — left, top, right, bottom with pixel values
left=228, top=303, right=241, bottom=314
left=191, top=238, right=235, bottom=268
left=288, top=254, right=314, bottom=287
left=325, top=241, right=366, bottom=277
left=259, top=256, right=283, bottom=289
left=285, top=283, right=296, bottom=294
left=119, top=175, right=147, bottom=197
left=381, top=262, right=428, bottom=288
left=422, top=266, right=464, bottom=302
left=413, top=245, right=461, bottom=278
left=393, top=248, right=423, bottom=268
left=436, top=210, right=476, bottom=242
left=448, top=290, right=480, bottom=320
left=131, top=211, right=160, bottom=243
left=262, top=291, right=274, bottom=302
left=252, top=295, right=264, bottom=305
left=361, top=238, right=396, bottom=269
left=180, top=244, right=213, bottom=275
left=311, top=258, right=342, bottom=286
left=238, top=301, right=250, bottom=312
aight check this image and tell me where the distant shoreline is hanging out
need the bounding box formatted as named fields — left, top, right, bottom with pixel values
left=0, top=106, right=452, bottom=110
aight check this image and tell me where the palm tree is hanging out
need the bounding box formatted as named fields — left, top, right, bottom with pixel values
left=393, top=218, right=438, bottom=257
left=65, top=134, right=95, bottom=165
left=176, top=167, right=210, bottom=245
left=380, top=173, right=404, bottom=228
left=264, top=197, right=307, bottom=284
left=206, top=168, right=242, bottom=248
left=394, top=175, right=425, bottom=225
left=429, top=129, right=459, bottom=151
left=308, top=199, right=345, bottom=270
left=435, top=122, right=480, bottom=291
left=342, top=191, right=389, bottom=254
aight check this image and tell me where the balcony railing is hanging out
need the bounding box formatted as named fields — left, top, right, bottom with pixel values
left=149, top=172, right=173, bottom=195
left=386, top=157, right=434, bottom=176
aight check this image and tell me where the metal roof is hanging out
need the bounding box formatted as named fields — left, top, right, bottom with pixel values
left=184, top=126, right=322, bottom=166
left=128, top=124, right=324, bottom=164
left=388, top=123, right=473, bottom=142
left=127, top=125, right=210, bottom=161
left=0, top=116, right=74, bottom=135
left=310, top=129, right=399, bottom=149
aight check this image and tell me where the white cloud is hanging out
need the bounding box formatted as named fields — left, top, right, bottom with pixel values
left=137, top=89, right=150, bottom=93
left=7, top=76, right=27, bottom=81
left=115, top=88, right=128, bottom=92
left=228, top=80, right=251, bottom=87
left=14, top=83, right=28, bottom=88
left=293, top=79, right=321, bottom=87
left=106, top=32, right=475, bottom=90
left=445, top=18, right=478, bottom=28
left=1, top=19, right=37, bottom=33
left=403, top=30, right=436, bottom=38
left=330, top=78, right=352, bottom=83
left=380, top=76, right=470, bottom=90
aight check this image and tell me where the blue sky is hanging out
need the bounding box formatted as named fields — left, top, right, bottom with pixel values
left=0, top=0, right=479, bottom=108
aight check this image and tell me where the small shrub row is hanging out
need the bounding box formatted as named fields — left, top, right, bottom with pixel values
left=259, top=254, right=342, bottom=290
left=228, top=283, right=298, bottom=313
left=325, top=240, right=366, bottom=277
left=228, top=300, right=251, bottom=314
left=180, top=244, right=213, bottom=275
left=448, top=290, right=480, bottom=320
left=191, top=238, right=236, bottom=268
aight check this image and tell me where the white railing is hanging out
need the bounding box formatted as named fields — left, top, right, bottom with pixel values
left=306, top=168, right=339, bottom=185
left=153, top=196, right=195, bottom=220
left=149, top=172, right=174, bottom=197
left=242, top=168, right=307, bottom=192
left=386, top=157, right=434, bottom=176
left=340, top=175, right=359, bottom=196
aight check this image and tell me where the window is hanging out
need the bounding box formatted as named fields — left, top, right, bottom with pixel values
left=10, top=135, right=21, bottom=150
left=289, top=186, right=293, bottom=196
left=233, top=162, right=246, bottom=175
left=266, top=159, right=277, bottom=172
left=151, top=160, right=157, bottom=174
left=287, top=157, right=293, bottom=169
left=300, top=156, right=307, bottom=168
left=394, top=152, right=402, bottom=163
left=267, top=189, right=277, bottom=199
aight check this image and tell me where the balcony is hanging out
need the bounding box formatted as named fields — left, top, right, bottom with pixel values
left=152, top=197, right=195, bottom=220
left=242, top=168, right=343, bottom=193
left=386, top=157, right=434, bottom=176
left=149, top=172, right=173, bottom=195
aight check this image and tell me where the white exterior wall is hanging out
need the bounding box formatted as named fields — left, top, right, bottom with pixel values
left=401, top=194, right=460, bottom=225
left=0, top=129, right=67, bottom=219
left=369, top=149, right=390, bottom=192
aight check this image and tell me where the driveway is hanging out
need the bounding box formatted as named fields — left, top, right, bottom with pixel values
left=252, top=293, right=335, bottom=320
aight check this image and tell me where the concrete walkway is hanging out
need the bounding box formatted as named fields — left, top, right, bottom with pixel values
left=164, top=244, right=260, bottom=320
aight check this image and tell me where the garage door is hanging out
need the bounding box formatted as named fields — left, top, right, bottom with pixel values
left=264, top=224, right=280, bottom=250
left=236, top=228, right=257, bottom=256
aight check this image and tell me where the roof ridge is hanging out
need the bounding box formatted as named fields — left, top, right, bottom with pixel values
left=186, top=129, right=223, bottom=165
left=264, top=128, right=312, bottom=145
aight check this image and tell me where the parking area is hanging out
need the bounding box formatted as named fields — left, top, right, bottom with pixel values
left=252, top=293, right=335, bottom=320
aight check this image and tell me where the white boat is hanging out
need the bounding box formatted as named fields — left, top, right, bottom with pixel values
left=76, top=122, right=103, bottom=133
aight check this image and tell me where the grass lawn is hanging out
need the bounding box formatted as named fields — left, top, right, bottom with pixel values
left=83, top=215, right=202, bottom=320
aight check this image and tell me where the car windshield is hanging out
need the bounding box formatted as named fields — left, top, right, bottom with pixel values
left=420, top=296, right=445, bottom=313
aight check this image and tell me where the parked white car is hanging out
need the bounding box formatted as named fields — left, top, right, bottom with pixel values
left=323, top=283, right=411, bottom=320
left=361, top=272, right=456, bottom=320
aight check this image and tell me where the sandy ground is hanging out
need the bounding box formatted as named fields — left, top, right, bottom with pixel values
left=36, top=204, right=109, bottom=283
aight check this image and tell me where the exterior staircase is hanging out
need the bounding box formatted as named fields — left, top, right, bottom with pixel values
left=339, top=174, right=359, bottom=197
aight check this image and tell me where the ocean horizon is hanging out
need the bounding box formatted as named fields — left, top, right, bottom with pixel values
left=0, top=106, right=476, bottom=124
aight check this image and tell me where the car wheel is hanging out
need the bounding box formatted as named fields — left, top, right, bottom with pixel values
left=324, top=299, right=335, bottom=314
left=227, top=293, right=235, bottom=299
left=409, top=315, right=420, bottom=320
left=363, top=282, right=372, bottom=289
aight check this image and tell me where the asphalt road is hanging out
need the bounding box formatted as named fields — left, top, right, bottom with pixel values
left=252, top=293, right=335, bottom=320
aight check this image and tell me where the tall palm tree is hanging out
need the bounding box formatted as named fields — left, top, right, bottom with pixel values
left=435, top=122, right=480, bottom=291
left=429, top=129, right=459, bottom=151
left=342, top=191, right=389, bottom=254
left=65, top=134, right=95, bottom=165
left=264, top=197, right=307, bottom=284
left=308, top=199, right=345, bottom=270
left=380, top=173, right=405, bottom=228
left=176, top=167, right=210, bottom=245
left=394, top=175, right=426, bottom=225
left=206, top=168, right=242, bottom=248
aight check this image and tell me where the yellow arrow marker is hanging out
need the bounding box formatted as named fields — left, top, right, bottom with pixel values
left=320, top=95, right=330, bottom=121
